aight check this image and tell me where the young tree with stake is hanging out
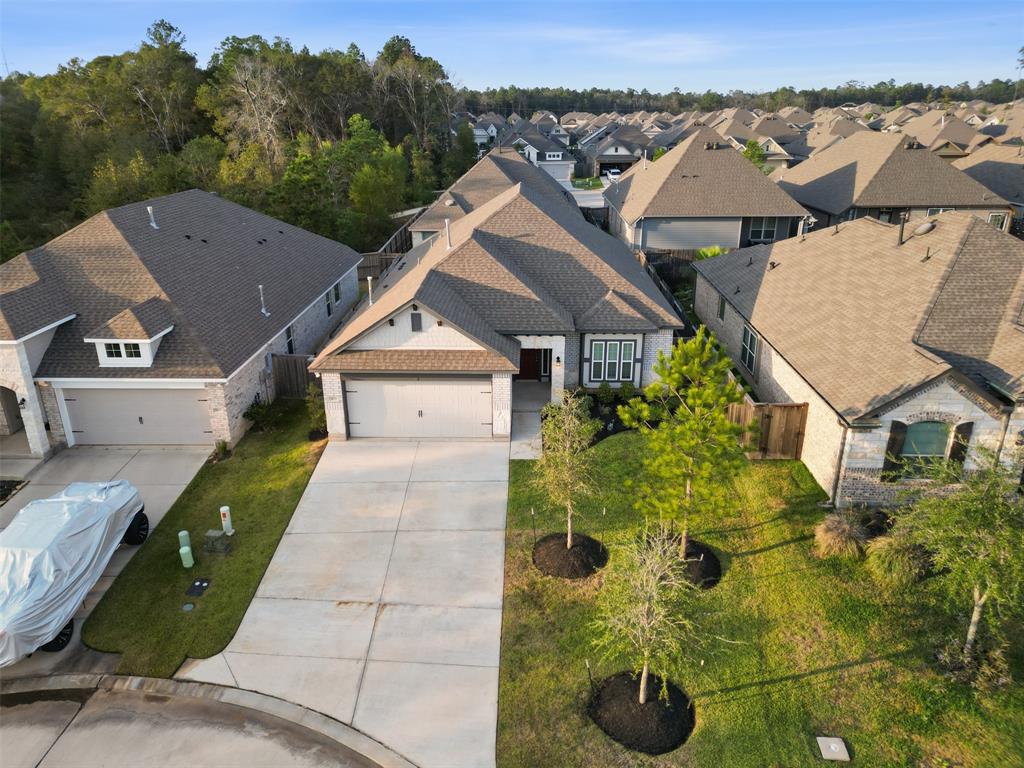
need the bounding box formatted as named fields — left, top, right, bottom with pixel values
left=535, top=390, right=600, bottom=549
left=620, top=329, right=748, bottom=560
left=891, top=448, right=1024, bottom=659
left=592, top=522, right=700, bottom=704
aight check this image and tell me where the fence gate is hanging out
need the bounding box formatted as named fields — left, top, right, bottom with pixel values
left=728, top=402, right=808, bottom=460
left=272, top=354, right=313, bottom=399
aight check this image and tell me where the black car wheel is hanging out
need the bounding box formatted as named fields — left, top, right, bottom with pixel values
left=39, top=619, right=74, bottom=652
left=122, top=510, right=149, bottom=545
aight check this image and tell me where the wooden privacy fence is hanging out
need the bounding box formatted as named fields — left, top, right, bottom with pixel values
left=272, top=354, right=314, bottom=399
left=358, top=252, right=400, bottom=280
left=728, top=401, right=808, bottom=460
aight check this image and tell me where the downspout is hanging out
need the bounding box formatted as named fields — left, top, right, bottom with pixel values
left=830, top=418, right=850, bottom=506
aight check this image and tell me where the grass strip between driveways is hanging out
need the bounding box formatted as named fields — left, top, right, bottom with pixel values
left=498, top=431, right=1024, bottom=767
left=82, top=400, right=324, bottom=678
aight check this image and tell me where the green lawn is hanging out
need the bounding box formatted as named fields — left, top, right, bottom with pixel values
left=499, top=431, right=1024, bottom=767
left=82, top=400, right=324, bottom=677
left=572, top=177, right=604, bottom=189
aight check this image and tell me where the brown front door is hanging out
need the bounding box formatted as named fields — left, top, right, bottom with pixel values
left=516, top=349, right=541, bottom=380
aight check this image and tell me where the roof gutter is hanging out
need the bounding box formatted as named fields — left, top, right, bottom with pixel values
left=0, top=314, right=77, bottom=345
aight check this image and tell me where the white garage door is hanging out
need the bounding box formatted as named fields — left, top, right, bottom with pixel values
left=642, top=217, right=741, bottom=250
left=63, top=388, right=213, bottom=445
left=346, top=377, right=492, bottom=438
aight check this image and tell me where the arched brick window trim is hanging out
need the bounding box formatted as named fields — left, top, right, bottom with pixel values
left=881, top=420, right=907, bottom=481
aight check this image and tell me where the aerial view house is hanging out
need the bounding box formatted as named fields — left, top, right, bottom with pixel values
left=408, top=149, right=573, bottom=247
left=604, top=126, right=807, bottom=252
left=775, top=131, right=1014, bottom=230
left=310, top=180, right=681, bottom=439
left=0, top=190, right=361, bottom=457
left=693, top=212, right=1024, bottom=507
left=586, top=124, right=652, bottom=176
left=896, top=111, right=993, bottom=159
left=952, top=143, right=1024, bottom=229
left=506, top=126, right=574, bottom=183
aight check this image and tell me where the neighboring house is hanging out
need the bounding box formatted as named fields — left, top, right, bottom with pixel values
left=692, top=212, right=1024, bottom=507
left=0, top=190, right=361, bottom=457
left=952, top=143, right=1024, bottom=230
left=898, top=112, right=991, bottom=160
left=775, top=131, right=1013, bottom=230
left=309, top=181, right=682, bottom=440
left=777, top=106, right=814, bottom=126
left=408, top=149, right=573, bottom=247
left=472, top=117, right=503, bottom=145
left=750, top=113, right=801, bottom=144
left=604, top=126, right=807, bottom=252
left=586, top=124, right=652, bottom=176
left=715, top=120, right=794, bottom=170
left=507, top=127, right=575, bottom=183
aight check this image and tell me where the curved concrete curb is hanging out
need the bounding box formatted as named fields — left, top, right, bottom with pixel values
left=1, top=674, right=418, bottom=768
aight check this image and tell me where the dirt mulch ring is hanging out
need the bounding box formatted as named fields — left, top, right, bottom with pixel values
left=533, top=532, right=609, bottom=579
left=684, top=539, right=722, bottom=590
left=588, top=671, right=695, bottom=755
left=308, top=428, right=328, bottom=441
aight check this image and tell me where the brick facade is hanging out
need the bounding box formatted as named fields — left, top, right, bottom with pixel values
left=641, top=328, right=675, bottom=386
left=492, top=373, right=512, bottom=437
left=0, top=343, right=51, bottom=457
left=321, top=372, right=348, bottom=438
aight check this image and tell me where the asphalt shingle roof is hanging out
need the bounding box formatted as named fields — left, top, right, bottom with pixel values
left=692, top=212, right=1024, bottom=419
left=952, top=143, right=1024, bottom=206
left=313, top=179, right=681, bottom=373
left=604, top=126, right=807, bottom=223
left=1, top=190, right=362, bottom=379
left=775, top=131, right=1009, bottom=215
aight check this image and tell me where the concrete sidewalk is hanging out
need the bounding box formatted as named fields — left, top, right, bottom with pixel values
left=179, top=440, right=509, bottom=768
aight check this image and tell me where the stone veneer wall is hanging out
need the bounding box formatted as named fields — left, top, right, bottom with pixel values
left=695, top=274, right=844, bottom=497
left=321, top=372, right=347, bottom=438
left=37, top=383, right=66, bottom=445
left=563, top=332, right=581, bottom=388
left=837, top=376, right=1017, bottom=507
left=207, top=267, right=358, bottom=446
left=0, top=343, right=50, bottom=457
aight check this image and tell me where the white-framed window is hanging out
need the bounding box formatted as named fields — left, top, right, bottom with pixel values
left=620, top=340, right=635, bottom=381
left=740, top=324, right=759, bottom=373
left=104, top=342, right=123, bottom=359
left=988, top=212, right=1007, bottom=230
left=717, top=295, right=726, bottom=321
left=285, top=325, right=295, bottom=354
left=590, top=341, right=605, bottom=381
left=410, top=312, right=423, bottom=332
left=926, top=207, right=955, bottom=216
left=749, top=217, right=777, bottom=243
left=124, top=343, right=142, bottom=359
left=325, top=291, right=333, bottom=317
left=589, top=339, right=636, bottom=382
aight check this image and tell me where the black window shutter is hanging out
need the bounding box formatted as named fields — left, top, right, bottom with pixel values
left=948, top=421, right=974, bottom=468
left=881, top=421, right=908, bottom=481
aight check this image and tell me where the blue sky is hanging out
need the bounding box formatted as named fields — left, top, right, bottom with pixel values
left=1, top=1, right=1021, bottom=92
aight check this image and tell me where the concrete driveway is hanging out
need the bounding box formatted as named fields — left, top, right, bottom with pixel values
left=178, top=440, right=509, bottom=768
left=0, top=446, right=209, bottom=677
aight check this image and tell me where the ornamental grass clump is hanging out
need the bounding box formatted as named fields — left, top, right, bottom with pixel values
left=814, top=512, right=868, bottom=559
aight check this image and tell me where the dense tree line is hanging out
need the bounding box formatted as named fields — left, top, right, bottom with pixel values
left=0, top=22, right=478, bottom=260
left=462, top=77, right=1021, bottom=118
left=2, top=22, right=1020, bottom=262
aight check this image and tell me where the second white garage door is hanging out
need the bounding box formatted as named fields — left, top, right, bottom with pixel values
left=345, top=377, right=493, bottom=438
left=63, top=388, right=213, bottom=445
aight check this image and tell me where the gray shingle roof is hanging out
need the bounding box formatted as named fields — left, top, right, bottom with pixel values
left=604, top=127, right=807, bottom=223
left=2, top=190, right=362, bottom=379
left=952, top=143, right=1024, bottom=206
left=775, top=132, right=1009, bottom=215
left=411, top=149, right=573, bottom=236
left=314, top=348, right=518, bottom=373
left=84, top=297, right=174, bottom=340
left=313, top=180, right=681, bottom=373
left=693, top=212, right=1024, bottom=419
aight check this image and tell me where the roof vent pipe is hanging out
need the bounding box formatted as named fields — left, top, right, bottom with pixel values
left=445, top=218, right=452, bottom=249
left=897, top=212, right=908, bottom=246
left=643, top=150, right=648, bottom=170
left=367, top=276, right=374, bottom=306
left=147, top=206, right=159, bottom=230
left=258, top=284, right=270, bottom=317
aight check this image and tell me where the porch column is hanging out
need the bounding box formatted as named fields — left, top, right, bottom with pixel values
left=0, top=344, right=50, bottom=458
left=550, top=336, right=566, bottom=403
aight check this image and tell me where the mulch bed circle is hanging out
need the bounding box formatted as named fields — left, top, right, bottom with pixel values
left=532, top=532, right=609, bottom=579
left=684, top=539, right=722, bottom=589
left=588, top=671, right=695, bottom=755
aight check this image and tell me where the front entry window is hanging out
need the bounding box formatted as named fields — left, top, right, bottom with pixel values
left=589, top=339, right=637, bottom=382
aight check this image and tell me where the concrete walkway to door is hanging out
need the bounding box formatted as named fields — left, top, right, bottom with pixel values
left=178, top=440, right=509, bottom=768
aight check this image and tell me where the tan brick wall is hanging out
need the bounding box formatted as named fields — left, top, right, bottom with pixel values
left=641, top=329, right=675, bottom=386
left=0, top=343, right=51, bottom=457
left=696, top=274, right=842, bottom=498
left=322, top=372, right=347, bottom=438
left=37, top=383, right=66, bottom=445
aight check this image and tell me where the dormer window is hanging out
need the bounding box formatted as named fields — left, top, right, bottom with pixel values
left=104, top=343, right=123, bottom=359
left=124, top=343, right=142, bottom=358
left=86, top=299, right=174, bottom=369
